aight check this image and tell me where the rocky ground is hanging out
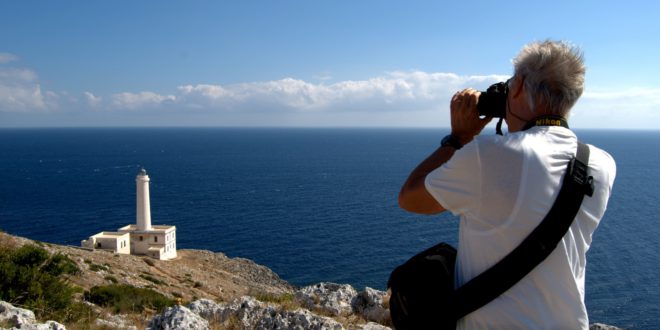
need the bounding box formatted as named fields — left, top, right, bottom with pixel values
left=2, top=231, right=293, bottom=303
left=0, top=232, right=623, bottom=330
left=0, top=232, right=391, bottom=329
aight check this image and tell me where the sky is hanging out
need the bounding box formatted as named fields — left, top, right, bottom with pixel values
left=1, top=1, right=659, bottom=129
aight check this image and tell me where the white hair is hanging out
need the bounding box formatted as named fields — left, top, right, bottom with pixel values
left=513, top=40, right=585, bottom=116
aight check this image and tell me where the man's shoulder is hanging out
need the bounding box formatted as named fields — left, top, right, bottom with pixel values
left=584, top=143, right=617, bottom=182
left=471, top=131, right=527, bottom=153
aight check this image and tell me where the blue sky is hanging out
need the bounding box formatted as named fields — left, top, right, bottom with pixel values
left=1, top=1, right=659, bottom=129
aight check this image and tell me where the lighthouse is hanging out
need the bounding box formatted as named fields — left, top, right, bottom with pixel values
left=82, top=168, right=177, bottom=260
left=136, top=168, right=152, bottom=231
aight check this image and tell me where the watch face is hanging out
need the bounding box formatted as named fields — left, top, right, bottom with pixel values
left=441, top=135, right=461, bottom=149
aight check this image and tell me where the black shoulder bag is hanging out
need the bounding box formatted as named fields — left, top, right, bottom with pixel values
left=388, top=142, right=595, bottom=329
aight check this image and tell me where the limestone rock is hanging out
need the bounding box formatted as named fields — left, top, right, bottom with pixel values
left=296, top=282, right=358, bottom=316
left=95, top=314, right=138, bottom=330
left=148, top=305, right=209, bottom=330
left=589, top=323, right=623, bottom=330
left=359, top=322, right=392, bottom=330
left=0, top=301, right=37, bottom=328
left=186, top=297, right=343, bottom=330
left=187, top=298, right=225, bottom=321
left=255, top=307, right=343, bottom=330
left=0, top=301, right=66, bottom=330
left=15, top=321, right=67, bottom=330
left=351, top=287, right=389, bottom=324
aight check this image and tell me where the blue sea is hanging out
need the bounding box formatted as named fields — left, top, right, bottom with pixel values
left=0, top=128, right=658, bottom=328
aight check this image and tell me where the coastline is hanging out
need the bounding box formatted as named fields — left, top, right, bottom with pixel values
left=0, top=231, right=623, bottom=330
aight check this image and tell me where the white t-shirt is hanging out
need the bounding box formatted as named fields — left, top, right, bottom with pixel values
left=425, top=126, right=616, bottom=329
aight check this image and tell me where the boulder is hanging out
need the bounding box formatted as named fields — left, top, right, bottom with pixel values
left=351, top=287, right=389, bottom=323
left=1, top=301, right=37, bottom=327
left=187, top=299, right=225, bottom=321
left=15, top=321, right=67, bottom=330
left=255, top=307, right=343, bottom=330
left=360, top=322, right=392, bottom=330
left=0, top=301, right=66, bottom=330
left=296, top=282, right=358, bottom=316
left=589, top=323, right=623, bottom=330
left=95, top=314, right=138, bottom=330
left=186, top=297, right=343, bottom=330
left=148, top=305, right=209, bottom=330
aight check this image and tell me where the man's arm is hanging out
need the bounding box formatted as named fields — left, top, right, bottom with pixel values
left=398, top=88, right=491, bottom=215
left=398, top=145, right=456, bottom=214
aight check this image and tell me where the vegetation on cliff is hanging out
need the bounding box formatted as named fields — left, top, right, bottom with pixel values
left=85, top=284, right=175, bottom=313
left=0, top=230, right=297, bottom=329
left=0, top=240, right=93, bottom=324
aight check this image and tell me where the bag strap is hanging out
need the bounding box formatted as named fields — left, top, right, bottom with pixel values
left=451, top=141, right=595, bottom=319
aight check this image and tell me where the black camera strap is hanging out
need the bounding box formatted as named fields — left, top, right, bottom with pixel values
left=450, top=140, right=594, bottom=319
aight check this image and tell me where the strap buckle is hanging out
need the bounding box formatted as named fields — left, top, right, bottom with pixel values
left=568, top=158, right=595, bottom=197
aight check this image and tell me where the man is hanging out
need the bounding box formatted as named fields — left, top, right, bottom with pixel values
left=398, top=40, right=616, bottom=329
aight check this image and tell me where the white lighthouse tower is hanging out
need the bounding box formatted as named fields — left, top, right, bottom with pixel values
left=136, top=168, right=153, bottom=231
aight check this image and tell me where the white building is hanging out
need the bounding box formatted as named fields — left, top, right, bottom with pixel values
left=82, top=169, right=177, bottom=260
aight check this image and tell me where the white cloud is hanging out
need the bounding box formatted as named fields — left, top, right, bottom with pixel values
left=571, top=88, right=660, bottom=129
left=2, top=67, right=658, bottom=129
left=84, top=91, right=102, bottom=107
left=0, top=68, right=38, bottom=82
left=0, top=53, right=19, bottom=64
left=0, top=67, right=58, bottom=112
left=111, top=91, right=176, bottom=110
left=176, top=72, right=508, bottom=113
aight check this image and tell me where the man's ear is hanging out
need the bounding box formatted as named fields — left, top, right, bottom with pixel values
left=511, top=75, right=524, bottom=98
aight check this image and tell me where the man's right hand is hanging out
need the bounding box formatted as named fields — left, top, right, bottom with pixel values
left=450, top=88, right=492, bottom=145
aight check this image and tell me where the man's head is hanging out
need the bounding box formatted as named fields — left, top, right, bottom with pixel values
left=512, top=40, right=585, bottom=117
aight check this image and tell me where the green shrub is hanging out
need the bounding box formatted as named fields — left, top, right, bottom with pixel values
left=88, top=263, right=109, bottom=272
left=0, top=244, right=85, bottom=323
left=10, top=244, right=49, bottom=267
left=253, top=292, right=295, bottom=304
left=104, top=275, right=118, bottom=284
left=140, top=274, right=164, bottom=285
left=43, top=253, right=81, bottom=276
left=84, top=284, right=175, bottom=313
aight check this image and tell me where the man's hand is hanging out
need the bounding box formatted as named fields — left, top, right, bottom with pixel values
left=450, top=89, right=492, bottom=145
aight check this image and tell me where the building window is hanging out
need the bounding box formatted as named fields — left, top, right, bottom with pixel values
left=154, top=236, right=158, bottom=242
left=139, top=236, right=143, bottom=241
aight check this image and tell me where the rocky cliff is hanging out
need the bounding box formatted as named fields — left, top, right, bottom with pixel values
left=0, top=232, right=621, bottom=330
left=0, top=231, right=390, bottom=329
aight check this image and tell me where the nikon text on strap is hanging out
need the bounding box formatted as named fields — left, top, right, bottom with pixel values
left=522, top=115, right=570, bottom=131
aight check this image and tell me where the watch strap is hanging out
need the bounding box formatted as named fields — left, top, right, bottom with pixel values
left=441, top=134, right=463, bottom=150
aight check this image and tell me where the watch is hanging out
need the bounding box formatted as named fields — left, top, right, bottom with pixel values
left=441, top=134, right=463, bottom=150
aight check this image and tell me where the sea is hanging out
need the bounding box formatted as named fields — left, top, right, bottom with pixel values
left=0, top=127, right=658, bottom=328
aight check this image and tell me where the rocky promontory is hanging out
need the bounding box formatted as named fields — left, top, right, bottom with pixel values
left=0, top=231, right=390, bottom=329
left=0, top=231, right=622, bottom=330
